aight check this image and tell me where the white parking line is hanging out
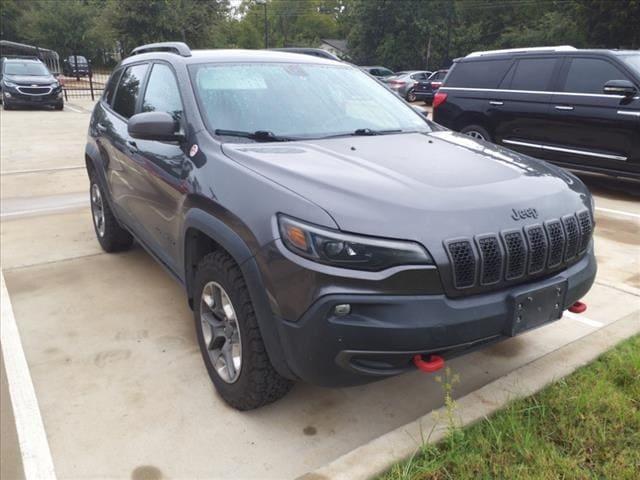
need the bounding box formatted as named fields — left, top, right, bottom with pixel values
left=595, top=206, right=640, bottom=220
left=63, top=104, right=83, bottom=113
left=1, top=166, right=84, bottom=176
left=563, top=311, right=605, bottom=328
left=0, top=271, right=57, bottom=479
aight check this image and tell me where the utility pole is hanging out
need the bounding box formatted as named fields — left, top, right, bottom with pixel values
left=256, top=0, right=268, bottom=48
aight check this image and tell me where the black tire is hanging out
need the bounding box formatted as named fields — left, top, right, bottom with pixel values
left=406, top=89, right=417, bottom=102
left=3, top=101, right=13, bottom=110
left=194, top=251, right=292, bottom=410
left=88, top=170, right=133, bottom=252
left=460, top=124, right=492, bottom=142
left=55, top=102, right=64, bottom=111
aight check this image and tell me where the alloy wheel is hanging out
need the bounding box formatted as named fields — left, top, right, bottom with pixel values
left=90, top=183, right=106, bottom=237
left=464, top=130, right=486, bottom=141
left=199, top=281, right=242, bottom=383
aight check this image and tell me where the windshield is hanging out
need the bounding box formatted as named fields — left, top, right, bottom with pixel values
left=68, top=56, right=88, bottom=64
left=619, top=54, right=640, bottom=76
left=190, top=62, right=430, bottom=140
left=4, top=61, right=50, bottom=76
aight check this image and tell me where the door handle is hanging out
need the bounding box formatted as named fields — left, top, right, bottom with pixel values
left=489, top=101, right=503, bottom=106
left=554, top=105, right=574, bottom=111
left=126, top=140, right=138, bottom=152
left=96, top=123, right=107, bottom=132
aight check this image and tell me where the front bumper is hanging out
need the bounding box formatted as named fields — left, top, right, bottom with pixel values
left=3, top=87, right=63, bottom=106
left=271, top=248, right=596, bottom=387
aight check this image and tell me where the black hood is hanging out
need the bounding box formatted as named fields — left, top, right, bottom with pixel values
left=4, top=74, right=56, bottom=85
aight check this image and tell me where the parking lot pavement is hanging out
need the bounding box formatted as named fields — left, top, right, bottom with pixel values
left=1, top=106, right=639, bottom=479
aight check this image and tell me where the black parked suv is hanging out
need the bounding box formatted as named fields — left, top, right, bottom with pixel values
left=63, top=55, right=91, bottom=77
left=1, top=56, right=63, bottom=110
left=86, top=42, right=596, bottom=410
left=433, top=46, right=640, bottom=182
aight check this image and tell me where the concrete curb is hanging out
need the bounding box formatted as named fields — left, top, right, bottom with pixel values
left=300, top=312, right=640, bottom=480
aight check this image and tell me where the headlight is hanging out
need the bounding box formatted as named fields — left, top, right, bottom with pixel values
left=51, top=80, right=59, bottom=88
left=3, top=80, right=17, bottom=88
left=278, top=215, right=434, bottom=271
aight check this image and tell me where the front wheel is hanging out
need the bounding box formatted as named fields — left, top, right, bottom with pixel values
left=194, top=251, right=292, bottom=410
left=406, top=89, right=417, bottom=102
left=55, top=101, right=64, bottom=111
left=461, top=124, right=492, bottom=142
left=89, top=173, right=133, bottom=252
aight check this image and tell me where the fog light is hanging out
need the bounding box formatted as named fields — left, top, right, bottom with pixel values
left=334, top=304, right=351, bottom=316
left=4, top=92, right=12, bottom=98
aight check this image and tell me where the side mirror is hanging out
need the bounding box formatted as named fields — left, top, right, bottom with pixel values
left=128, top=111, right=182, bottom=142
left=603, top=79, right=637, bottom=97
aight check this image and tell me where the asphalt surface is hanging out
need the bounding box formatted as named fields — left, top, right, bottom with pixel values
left=1, top=100, right=638, bottom=479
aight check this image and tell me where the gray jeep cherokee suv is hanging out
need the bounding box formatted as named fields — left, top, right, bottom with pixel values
left=85, top=42, right=596, bottom=410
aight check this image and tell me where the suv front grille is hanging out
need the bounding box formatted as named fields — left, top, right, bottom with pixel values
left=476, top=235, right=502, bottom=285
left=445, top=210, right=592, bottom=291
left=545, top=220, right=565, bottom=268
left=503, top=230, right=526, bottom=280
left=562, top=215, right=580, bottom=261
left=445, top=240, right=476, bottom=289
left=16, top=86, right=52, bottom=95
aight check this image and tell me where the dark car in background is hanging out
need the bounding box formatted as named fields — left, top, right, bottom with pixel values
left=433, top=46, right=640, bottom=183
left=414, top=69, right=448, bottom=104
left=385, top=70, right=432, bottom=101
left=0, top=56, right=63, bottom=110
left=360, top=65, right=395, bottom=78
left=63, top=55, right=90, bottom=76
left=85, top=42, right=596, bottom=410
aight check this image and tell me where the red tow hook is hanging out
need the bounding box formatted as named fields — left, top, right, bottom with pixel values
left=568, top=301, right=587, bottom=314
left=413, top=354, right=445, bottom=373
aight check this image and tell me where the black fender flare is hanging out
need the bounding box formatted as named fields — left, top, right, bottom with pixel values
left=182, top=208, right=296, bottom=380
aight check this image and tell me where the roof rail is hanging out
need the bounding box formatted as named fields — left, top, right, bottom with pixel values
left=466, top=45, right=576, bottom=58
left=129, top=42, right=191, bottom=58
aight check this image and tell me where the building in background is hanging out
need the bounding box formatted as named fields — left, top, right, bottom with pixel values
left=319, top=39, right=348, bottom=60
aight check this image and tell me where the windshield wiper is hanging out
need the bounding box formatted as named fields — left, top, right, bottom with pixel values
left=214, top=129, right=295, bottom=142
left=352, top=128, right=403, bottom=136
left=316, top=128, right=405, bottom=139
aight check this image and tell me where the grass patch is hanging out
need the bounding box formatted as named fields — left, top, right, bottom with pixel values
left=382, top=335, right=640, bottom=480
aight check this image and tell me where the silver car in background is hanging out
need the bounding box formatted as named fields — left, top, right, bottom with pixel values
left=384, top=70, right=432, bottom=101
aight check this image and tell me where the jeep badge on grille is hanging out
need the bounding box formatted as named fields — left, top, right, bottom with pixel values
left=511, top=208, right=538, bottom=221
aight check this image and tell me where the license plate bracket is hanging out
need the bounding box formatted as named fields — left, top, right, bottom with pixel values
left=506, top=280, right=567, bottom=336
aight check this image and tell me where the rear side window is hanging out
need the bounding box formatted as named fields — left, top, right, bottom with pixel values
left=508, top=58, right=557, bottom=91
left=102, top=69, right=122, bottom=106
left=446, top=60, right=511, bottom=88
left=563, top=57, right=630, bottom=94
left=112, top=63, right=148, bottom=119
left=142, top=64, right=183, bottom=121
